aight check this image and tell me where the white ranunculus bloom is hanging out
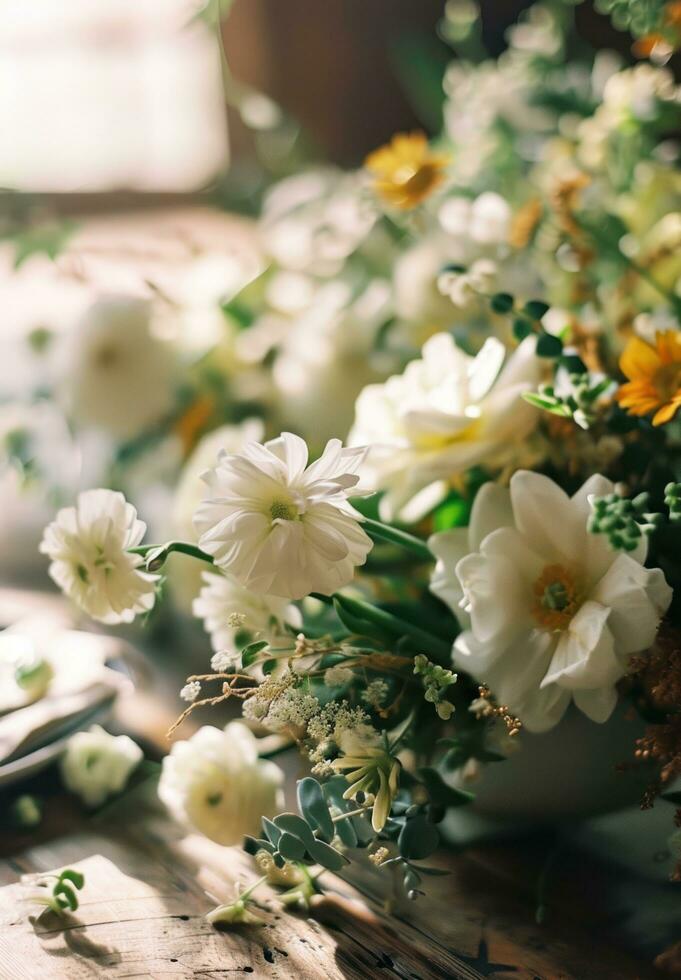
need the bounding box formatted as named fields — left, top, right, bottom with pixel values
left=349, top=333, right=541, bottom=521
left=193, top=570, right=301, bottom=660
left=429, top=473, right=672, bottom=732
left=56, top=296, right=176, bottom=440
left=158, top=722, right=284, bottom=845
left=40, top=489, right=159, bottom=624
left=60, top=725, right=143, bottom=808
left=194, top=432, right=372, bottom=600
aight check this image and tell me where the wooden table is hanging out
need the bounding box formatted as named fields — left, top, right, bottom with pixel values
left=0, top=611, right=677, bottom=979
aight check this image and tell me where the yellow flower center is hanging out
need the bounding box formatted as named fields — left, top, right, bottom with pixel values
left=269, top=499, right=298, bottom=522
left=532, top=564, right=581, bottom=631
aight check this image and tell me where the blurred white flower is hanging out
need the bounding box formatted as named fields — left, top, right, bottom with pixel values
left=193, top=570, right=301, bottom=660
left=194, top=432, right=372, bottom=599
left=56, top=296, right=176, bottom=440
left=438, top=258, right=498, bottom=307
left=158, top=721, right=284, bottom=846
left=350, top=333, right=541, bottom=521
left=439, top=192, right=511, bottom=246
left=430, top=473, right=672, bottom=732
left=40, top=488, right=158, bottom=624
left=60, top=725, right=142, bottom=808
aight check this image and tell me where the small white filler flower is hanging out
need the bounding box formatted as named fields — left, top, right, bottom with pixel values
left=40, top=489, right=159, bottom=624
left=194, top=432, right=372, bottom=599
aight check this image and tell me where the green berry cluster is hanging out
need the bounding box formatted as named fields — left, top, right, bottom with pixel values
left=664, top=483, right=681, bottom=523
left=588, top=492, right=663, bottom=551
left=414, top=655, right=457, bottom=720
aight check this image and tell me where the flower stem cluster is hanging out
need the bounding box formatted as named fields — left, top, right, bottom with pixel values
left=588, top=492, right=663, bottom=551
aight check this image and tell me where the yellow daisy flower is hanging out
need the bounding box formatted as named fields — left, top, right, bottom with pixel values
left=617, top=330, right=681, bottom=425
left=365, top=132, right=450, bottom=210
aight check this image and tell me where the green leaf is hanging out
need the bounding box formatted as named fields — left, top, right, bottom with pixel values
left=398, top=814, right=440, bottom=860
left=262, top=817, right=282, bottom=847
left=7, top=221, right=77, bottom=269
left=306, top=839, right=349, bottom=871
left=241, top=640, right=268, bottom=667
left=536, top=333, right=563, bottom=358
left=277, top=832, right=306, bottom=862
left=297, top=778, right=334, bottom=843
left=333, top=815, right=358, bottom=848
left=523, top=300, right=550, bottom=321
left=273, top=813, right=316, bottom=849
left=490, top=292, right=514, bottom=313
left=513, top=318, right=533, bottom=341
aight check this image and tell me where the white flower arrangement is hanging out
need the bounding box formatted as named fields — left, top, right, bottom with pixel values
left=23, top=0, right=681, bottom=956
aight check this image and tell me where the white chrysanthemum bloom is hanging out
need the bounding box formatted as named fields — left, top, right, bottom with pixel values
left=40, top=489, right=159, bottom=624
left=194, top=432, right=372, bottom=600
left=349, top=333, right=541, bottom=521
left=158, top=722, right=284, bottom=846
left=429, top=473, right=672, bottom=732
left=193, top=570, right=301, bottom=660
left=56, top=296, right=176, bottom=440
left=60, top=725, right=143, bottom=808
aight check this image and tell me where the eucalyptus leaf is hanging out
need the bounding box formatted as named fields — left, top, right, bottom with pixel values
left=398, top=814, right=440, bottom=861
left=297, top=778, right=334, bottom=843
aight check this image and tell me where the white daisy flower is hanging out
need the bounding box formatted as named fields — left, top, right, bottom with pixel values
left=40, top=489, right=159, bottom=624
left=193, top=570, right=301, bottom=658
left=429, top=472, right=672, bottom=732
left=193, top=432, right=372, bottom=600
left=180, top=681, right=201, bottom=702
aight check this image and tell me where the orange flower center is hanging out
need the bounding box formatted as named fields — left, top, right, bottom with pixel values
left=532, top=564, right=581, bottom=631
left=395, top=162, right=437, bottom=196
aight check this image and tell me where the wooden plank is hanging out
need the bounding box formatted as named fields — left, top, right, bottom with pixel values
left=0, top=792, right=662, bottom=980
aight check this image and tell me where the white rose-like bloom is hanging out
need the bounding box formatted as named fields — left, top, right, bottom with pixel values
left=194, top=432, right=372, bottom=599
left=349, top=333, right=541, bottom=521
left=193, top=570, right=301, bottom=658
left=40, top=489, right=159, bottom=624
left=158, top=722, right=284, bottom=845
left=429, top=473, right=672, bottom=732
left=56, top=296, right=176, bottom=440
left=60, top=725, right=143, bottom=808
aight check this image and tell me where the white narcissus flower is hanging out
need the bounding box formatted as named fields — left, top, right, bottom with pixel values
left=56, top=296, right=177, bottom=440
left=429, top=472, right=672, bottom=732
left=158, top=722, right=284, bottom=846
left=349, top=333, right=541, bottom=521
left=60, top=725, right=143, bottom=808
left=194, top=432, right=372, bottom=600
left=40, top=489, right=159, bottom=624
left=193, top=571, right=301, bottom=660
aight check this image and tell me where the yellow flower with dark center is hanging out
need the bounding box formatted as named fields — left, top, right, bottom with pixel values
left=365, top=132, right=450, bottom=210
left=617, top=331, right=681, bottom=426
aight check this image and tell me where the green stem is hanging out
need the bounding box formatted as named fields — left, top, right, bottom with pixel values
left=239, top=874, right=268, bottom=903
left=362, top=518, right=432, bottom=561
left=333, top=593, right=452, bottom=660
left=332, top=806, right=370, bottom=823
left=130, top=541, right=215, bottom=572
